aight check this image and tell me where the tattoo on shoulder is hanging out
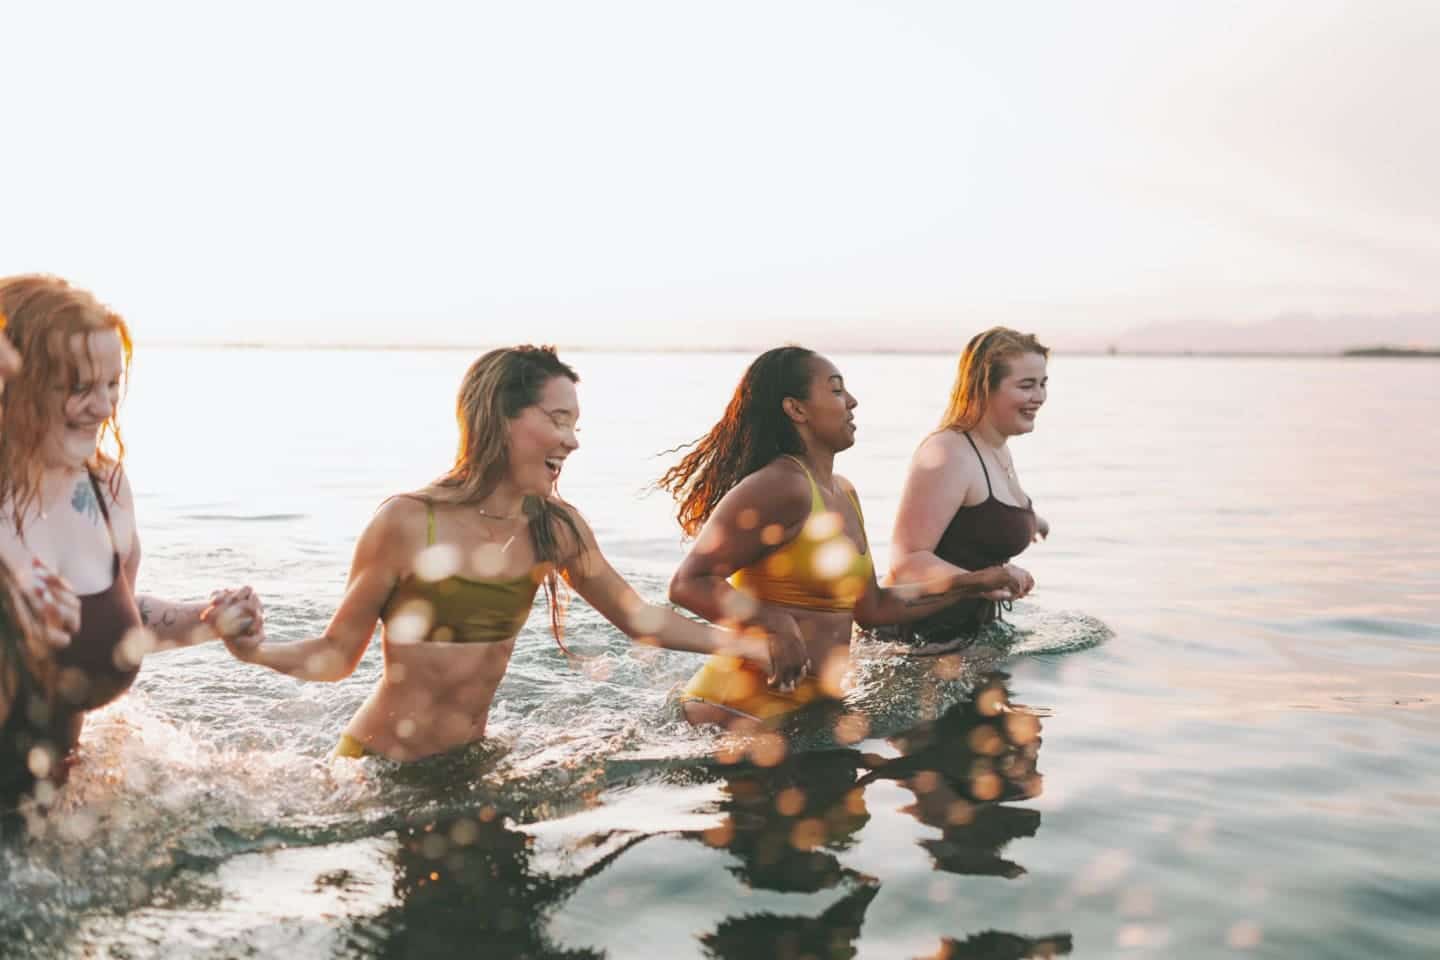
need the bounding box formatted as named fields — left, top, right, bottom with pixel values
left=72, top=480, right=102, bottom=525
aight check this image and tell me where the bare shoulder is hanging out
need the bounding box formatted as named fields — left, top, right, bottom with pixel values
left=367, top=494, right=430, bottom=553
left=912, top=430, right=982, bottom=482
left=742, top=458, right=814, bottom=510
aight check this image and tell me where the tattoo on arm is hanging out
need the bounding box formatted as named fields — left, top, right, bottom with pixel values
left=71, top=479, right=102, bottom=525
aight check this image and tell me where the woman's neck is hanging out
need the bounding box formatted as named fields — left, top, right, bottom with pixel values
left=477, top=481, right=527, bottom=520
left=795, top=444, right=837, bottom=488
left=971, top=420, right=1009, bottom=450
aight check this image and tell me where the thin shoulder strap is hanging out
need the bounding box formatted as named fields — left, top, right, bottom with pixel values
left=962, top=432, right=994, bottom=497
left=87, top=470, right=123, bottom=573
left=781, top=454, right=825, bottom=513
left=87, top=470, right=120, bottom=542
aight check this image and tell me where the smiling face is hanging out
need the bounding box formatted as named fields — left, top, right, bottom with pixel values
left=505, top=374, right=580, bottom=495
left=795, top=355, right=859, bottom=453
left=43, top=328, right=125, bottom=469
left=984, top=351, right=1048, bottom=437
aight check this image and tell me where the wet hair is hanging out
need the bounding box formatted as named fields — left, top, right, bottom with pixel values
left=658, top=346, right=817, bottom=538
left=938, top=327, right=1049, bottom=433
left=423, top=345, right=584, bottom=647
left=0, top=276, right=133, bottom=535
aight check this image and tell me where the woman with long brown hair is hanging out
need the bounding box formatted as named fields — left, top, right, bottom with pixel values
left=886, top=327, right=1050, bottom=653
left=218, top=345, right=805, bottom=761
left=0, top=275, right=262, bottom=781
left=660, top=346, right=1027, bottom=730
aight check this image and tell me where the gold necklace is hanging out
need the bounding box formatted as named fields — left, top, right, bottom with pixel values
left=474, top=502, right=524, bottom=521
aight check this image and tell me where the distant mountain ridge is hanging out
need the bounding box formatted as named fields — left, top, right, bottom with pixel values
left=1056, top=312, right=1440, bottom=354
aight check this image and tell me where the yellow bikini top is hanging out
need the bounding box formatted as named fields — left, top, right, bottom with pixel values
left=731, top=456, right=874, bottom=612
left=381, top=499, right=540, bottom=644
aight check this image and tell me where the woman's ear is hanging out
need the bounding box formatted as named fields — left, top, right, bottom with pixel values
left=781, top=395, right=806, bottom=424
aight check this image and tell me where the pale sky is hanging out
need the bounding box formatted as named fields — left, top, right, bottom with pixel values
left=3, top=1, right=1437, bottom=349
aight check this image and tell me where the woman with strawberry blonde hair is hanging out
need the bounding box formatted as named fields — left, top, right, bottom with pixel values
left=885, top=327, right=1050, bottom=654
left=0, top=275, right=261, bottom=780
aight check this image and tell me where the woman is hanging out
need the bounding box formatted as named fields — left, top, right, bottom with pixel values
left=659, top=346, right=1027, bottom=730
left=0, top=275, right=262, bottom=764
left=887, top=327, right=1049, bottom=653
left=217, top=345, right=805, bottom=761
left=1, top=317, right=82, bottom=810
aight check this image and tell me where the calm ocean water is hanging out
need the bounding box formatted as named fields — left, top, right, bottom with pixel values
left=2, top=349, right=1437, bottom=958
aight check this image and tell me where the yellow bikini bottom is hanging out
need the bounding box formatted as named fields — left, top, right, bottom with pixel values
left=680, top=655, right=827, bottom=725
left=335, top=733, right=375, bottom=758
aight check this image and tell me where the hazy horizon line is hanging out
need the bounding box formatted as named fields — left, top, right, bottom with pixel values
left=145, top=341, right=1439, bottom=359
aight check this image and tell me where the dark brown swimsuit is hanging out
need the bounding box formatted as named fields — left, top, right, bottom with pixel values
left=906, top=432, right=1038, bottom=643
left=2, top=472, right=142, bottom=807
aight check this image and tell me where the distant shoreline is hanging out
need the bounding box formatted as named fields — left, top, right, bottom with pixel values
left=145, top=342, right=1440, bottom=358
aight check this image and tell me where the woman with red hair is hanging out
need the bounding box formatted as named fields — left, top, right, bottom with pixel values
left=0, top=275, right=260, bottom=784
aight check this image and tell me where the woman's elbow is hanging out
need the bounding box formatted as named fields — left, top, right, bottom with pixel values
left=667, top=573, right=694, bottom=611
left=301, top=644, right=362, bottom=683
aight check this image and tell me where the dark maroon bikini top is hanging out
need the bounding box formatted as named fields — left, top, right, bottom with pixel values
left=914, top=432, right=1038, bottom=636
left=52, top=472, right=143, bottom=712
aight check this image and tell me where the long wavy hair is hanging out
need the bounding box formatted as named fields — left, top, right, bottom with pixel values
left=938, top=327, right=1049, bottom=433
left=0, top=275, right=133, bottom=535
left=422, top=345, right=584, bottom=647
left=658, top=346, right=818, bottom=538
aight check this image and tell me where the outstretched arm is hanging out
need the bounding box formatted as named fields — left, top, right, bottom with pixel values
left=213, top=498, right=418, bottom=681
left=556, top=503, right=777, bottom=674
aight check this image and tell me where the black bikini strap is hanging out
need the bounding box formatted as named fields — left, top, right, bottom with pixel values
left=962, top=432, right=994, bottom=497
left=87, top=470, right=123, bottom=574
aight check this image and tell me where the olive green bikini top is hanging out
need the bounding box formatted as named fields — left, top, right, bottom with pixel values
left=381, top=498, right=541, bottom=644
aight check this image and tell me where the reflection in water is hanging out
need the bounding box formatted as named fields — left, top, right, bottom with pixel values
left=120, top=673, right=1066, bottom=959
left=672, top=672, right=1068, bottom=958
left=344, top=809, right=622, bottom=959
left=864, top=672, right=1046, bottom=881
left=683, top=749, right=878, bottom=958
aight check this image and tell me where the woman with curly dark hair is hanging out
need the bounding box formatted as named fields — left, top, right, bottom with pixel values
left=659, top=346, right=1027, bottom=729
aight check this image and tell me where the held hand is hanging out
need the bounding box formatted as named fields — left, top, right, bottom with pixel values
left=980, top=562, right=1034, bottom=601
left=759, top=611, right=809, bottom=693
left=29, top=558, right=80, bottom=649
left=202, top=586, right=266, bottom=656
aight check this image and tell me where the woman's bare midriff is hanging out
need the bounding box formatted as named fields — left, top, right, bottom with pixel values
left=786, top=605, right=857, bottom=688
left=343, top=632, right=517, bottom=761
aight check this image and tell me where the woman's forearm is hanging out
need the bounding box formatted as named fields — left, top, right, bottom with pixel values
left=236, top=635, right=355, bottom=682
left=624, top=601, right=770, bottom=667
left=137, top=596, right=219, bottom=650
left=886, top=548, right=972, bottom=587
left=864, top=567, right=1004, bottom=627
